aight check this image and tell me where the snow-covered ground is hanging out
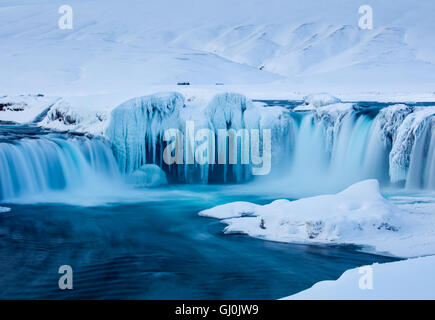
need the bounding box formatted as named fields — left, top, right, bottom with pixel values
left=1, top=0, right=435, bottom=97
left=283, top=255, right=435, bottom=300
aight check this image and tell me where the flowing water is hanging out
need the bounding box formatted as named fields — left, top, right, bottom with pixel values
left=0, top=190, right=396, bottom=299
left=0, top=98, right=433, bottom=299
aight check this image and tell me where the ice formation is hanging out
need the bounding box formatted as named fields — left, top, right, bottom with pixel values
left=206, top=92, right=249, bottom=130
left=389, top=107, right=435, bottom=188
left=106, top=92, right=185, bottom=174
left=17, top=90, right=434, bottom=191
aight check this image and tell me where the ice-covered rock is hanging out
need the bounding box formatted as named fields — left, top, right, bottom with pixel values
left=389, top=107, right=435, bottom=184
left=126, top=164, right=168, bottom=187
left=245, top=103, right=295, bottom=167
left=371, top=104, right=414, bottom=149
left=106, top=92, right=185, bottom=173
left=206, top=92, right=250, bottom=130
left=314, top=103, right=355, bottom=153
left=294, top=93, right=341, bottom=111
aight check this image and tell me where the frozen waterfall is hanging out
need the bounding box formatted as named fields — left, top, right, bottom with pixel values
left=105, top=92, right=434, bottom=190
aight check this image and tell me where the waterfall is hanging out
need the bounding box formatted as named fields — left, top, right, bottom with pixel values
left=0, top=99, right=433, bottom=196
left=284, top=104, right=435, bottom=191
left=0, top=134, right=120, bottom=200
left=104, top=92, right=435, bottom=190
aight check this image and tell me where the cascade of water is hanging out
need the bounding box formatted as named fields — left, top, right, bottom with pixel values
left=283, top=104, right=434, bottom=192
left=0, top=135, right=120, bottom=200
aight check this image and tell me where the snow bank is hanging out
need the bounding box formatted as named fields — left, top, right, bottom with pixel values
left=126, top=164, right=168, bottom=187
left=38, top=98, right=111, bottom=136
left=283, top=255, right=435, bottom=300
left=293, top=93, right=341, bottom=111
left=200, top=179, right=435, bottom=257
left=0, top=95, right=59, bottom=124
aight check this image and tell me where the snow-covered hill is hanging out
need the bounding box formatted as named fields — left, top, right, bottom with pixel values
left=1, top=0, right=435, bottom=96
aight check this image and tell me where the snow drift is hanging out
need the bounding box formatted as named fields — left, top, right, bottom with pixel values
left=284, top=255, right=435, bottom=300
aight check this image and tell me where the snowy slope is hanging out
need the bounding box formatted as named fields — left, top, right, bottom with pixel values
left=283, top=255, right=435, bottom=300
left=1, top=0, right=435, bottom=96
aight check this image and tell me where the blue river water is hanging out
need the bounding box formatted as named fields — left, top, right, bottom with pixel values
left=0, top=188, right=396, bottom=299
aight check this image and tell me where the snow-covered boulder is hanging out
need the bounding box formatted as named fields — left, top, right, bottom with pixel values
left=126, top=164, right=168, bottom=187
left=106, top=92, right=185, bottom=173
left=294, top=93, right=341, bottom=111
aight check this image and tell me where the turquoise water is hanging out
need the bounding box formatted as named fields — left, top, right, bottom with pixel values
left=0, top=187, right=397, bottom=299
